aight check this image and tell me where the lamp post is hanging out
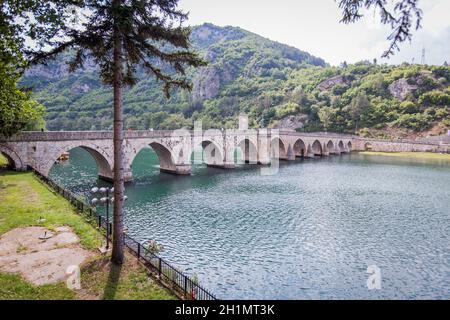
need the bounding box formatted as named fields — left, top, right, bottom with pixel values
left=91, top=186, right=113, bottom=250
left=90, top=186, right=128, bottom=251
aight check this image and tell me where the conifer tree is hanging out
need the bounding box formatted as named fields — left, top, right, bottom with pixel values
left=4, top=0, right=205, bottom=264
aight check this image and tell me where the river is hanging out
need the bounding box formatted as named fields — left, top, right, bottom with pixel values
left=49, top=147, right=450, bottom=299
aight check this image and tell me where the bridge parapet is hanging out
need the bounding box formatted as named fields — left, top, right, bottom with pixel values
left=2, top=130, right=359, bottom=142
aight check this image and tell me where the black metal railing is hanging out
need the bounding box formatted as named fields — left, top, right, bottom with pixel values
left=31, top=168, right=217, bottom=300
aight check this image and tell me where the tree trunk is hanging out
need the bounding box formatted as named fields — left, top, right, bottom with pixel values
left=111, top=0, right=125, bottom=265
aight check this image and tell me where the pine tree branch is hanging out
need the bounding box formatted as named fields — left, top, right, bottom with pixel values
left=337, top=0, right=422, bottom=58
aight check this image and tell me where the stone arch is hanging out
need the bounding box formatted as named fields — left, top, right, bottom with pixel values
left=293, top=139, right=306, bottom=158
left=326, top=140, right=334, bottom=154
left=347, top=141, right=352, bottom=151
left=338, top=141, right=345, bottom=152
left=235, top=138, right=258, bottom=164
left=128, top=139, right=186, bottom=178
left=134, top=141, right=177, bottom=173
left=147, top=142, right=177, bottom=173
left=271, top=137, right=287, bottom=160
left=0, top=144, right=23, bottom=170
left=193, top=139, right=224, bottom=166
left=42, top=143, right=113, bottom=180
left=311, top=140, right=323, bottom=156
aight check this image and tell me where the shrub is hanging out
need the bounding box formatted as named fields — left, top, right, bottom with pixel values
left=393, top=113, right=432, bottom=130
left=399, top=101, right=419, bottom=114
left=418, top=91, right=450, bottom=106
left=275, top=102, right=300, bottom=118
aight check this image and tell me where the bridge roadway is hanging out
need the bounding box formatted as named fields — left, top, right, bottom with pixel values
left=1, top=130, right=448, bottom=182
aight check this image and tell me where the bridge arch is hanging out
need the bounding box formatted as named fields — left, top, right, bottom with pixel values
left=44, top=144, right=114, bottom=181
left=0, top=144, right=23, bottom=170
left=311, top=140, right=323, bottom=156
left=149, top=142, right=177, bottom=173
left=326, top=140, right=334, bottom=154
left=130, top=141, right=178, bottom=176
left=271, top=137, right=288, bottom=159
left=235, top=138, right=258, bottom=164
left=338, top=141, right=345, bottom=152
left=347, top=141, right=352, bottom=151
left=192, top=139, right=224, bottom=166
left=293, top=139, right=306, bottom=158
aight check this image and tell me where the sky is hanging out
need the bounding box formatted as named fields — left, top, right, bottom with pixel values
left=179, top=0, right=450, bottom=66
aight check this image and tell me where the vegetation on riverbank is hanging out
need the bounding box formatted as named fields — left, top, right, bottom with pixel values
left=0, top=171, right=175, bottom=300
left=359, top=151, right=450, bottom=162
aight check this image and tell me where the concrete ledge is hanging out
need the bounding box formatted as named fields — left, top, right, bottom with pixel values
left=207, top=163, right=235, bottom=169
left=159, top=166, right=191, bottom=176
left=98, top=175, right=114, bottom=183
left=99, top=174, right=134, bottom=183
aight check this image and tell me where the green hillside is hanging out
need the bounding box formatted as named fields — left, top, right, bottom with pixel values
left=274, top=62, right=450, bottom=138
left=20, top=23, right=325, bottom=131
left=20, top=23, right=450, bottom=139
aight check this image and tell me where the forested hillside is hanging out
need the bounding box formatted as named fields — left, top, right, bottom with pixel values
left=20, top=23, right=450, bottom=139
left=20, top=23, right=325, bottom=131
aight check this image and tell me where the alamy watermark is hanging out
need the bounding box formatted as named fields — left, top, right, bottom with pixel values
left=366, top=265, right=382, bottom=290
left=66, top=265, right=81, bottom=290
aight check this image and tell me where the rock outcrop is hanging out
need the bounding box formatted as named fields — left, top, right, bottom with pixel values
left=317, top=75, right=347, bottom=91
left=388, top=78, right=417, bottom=101
left=192, top=67, right=223, bottom=100
left=274, top=114, right=309, bottom=130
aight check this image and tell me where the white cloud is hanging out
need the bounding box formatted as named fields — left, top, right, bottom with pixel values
left=179, top=0, right=450, bottom=66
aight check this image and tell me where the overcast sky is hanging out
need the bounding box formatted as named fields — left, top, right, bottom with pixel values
left=179, top=0, right=450, bottom=66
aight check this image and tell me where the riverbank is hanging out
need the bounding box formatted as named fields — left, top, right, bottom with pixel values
left=0, top=171, right=175, bottom=300
left=359, top=151, right=450, bottom=162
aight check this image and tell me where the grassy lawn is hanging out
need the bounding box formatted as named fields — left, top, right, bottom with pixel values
left=81, top=254, right=176, bottom=300
left=0, top=273, right=76, bottom=300
left=0, top=171, right=101, bottom=249
left=359, top=151, right=450, bottom=162
left=0, top=171, right=175, bottom=300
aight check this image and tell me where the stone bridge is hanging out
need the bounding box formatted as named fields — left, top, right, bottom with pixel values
left=1, top=130, right=448, bottom=182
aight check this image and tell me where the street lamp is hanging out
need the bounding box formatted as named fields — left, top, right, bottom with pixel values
left=90, top=186, right=128, bottom=251
left=91, top=186, right=113, bottom=250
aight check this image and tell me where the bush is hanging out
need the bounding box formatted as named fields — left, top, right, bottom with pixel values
left=432, top=66, right=450, bottom=82
left=418, top=91, right=450, bottom=107
left=275, top=102, right=300, bottom=118
left=399, top=101, right=419, bottom=114
left=393, top=113, right=432, bottom=131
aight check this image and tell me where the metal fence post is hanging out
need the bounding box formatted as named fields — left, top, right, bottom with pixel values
left=159, top=258, right=162, bottom=278
left=184, top=277, right=188, bottom=298
left=137, top=243, right=140, bottom=259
